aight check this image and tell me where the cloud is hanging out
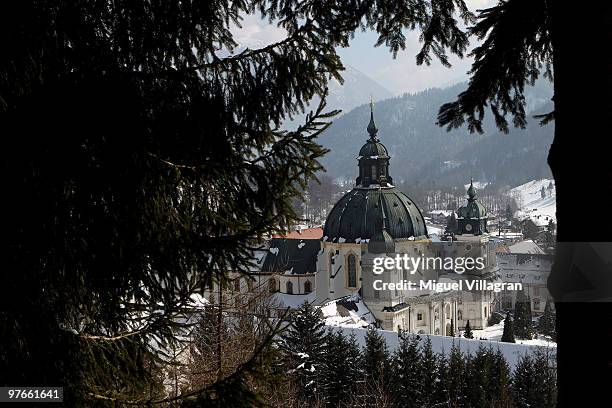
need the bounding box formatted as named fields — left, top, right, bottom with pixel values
left=230, top=14, right=286, bottom=50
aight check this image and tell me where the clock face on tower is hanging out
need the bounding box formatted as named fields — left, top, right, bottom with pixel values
left=465, top=223, right=473, bottom=232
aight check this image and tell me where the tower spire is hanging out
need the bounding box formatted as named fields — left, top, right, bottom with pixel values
left=467, top=177, right=476, bottom=200
left=367, top=96, right=378, bottom=140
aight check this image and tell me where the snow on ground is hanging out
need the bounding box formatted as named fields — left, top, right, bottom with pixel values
left=426, top=224, right=443, bottom=236
left=510, top=179, right=556, bottom=226
left=463, top=318, right=556, bottom=348
left=333, top=325, right=556, bottom=369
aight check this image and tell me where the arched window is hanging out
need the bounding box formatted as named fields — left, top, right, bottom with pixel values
left=371, top=164, right=378, bottom=180
left=347, top=254, right=357, bottom=288
left=329, top=252, right=334, bottom=277
left=268, top=278, right=277, bottom=293
left=304, top=280, right=312, bottom=293
left=458, top=310, right=463, bottom=320
left=286, top=281, right=293, bottom=294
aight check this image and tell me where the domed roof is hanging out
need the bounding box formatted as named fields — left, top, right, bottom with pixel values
left=323, top=188, right=428, bottom=242
left=457, top=179, right=488, bottom=219
left=359, top=140, right=389, bottom=158
left=323, top=100, right=427, bottom=244
left=457, top=200, right=487, bottom=219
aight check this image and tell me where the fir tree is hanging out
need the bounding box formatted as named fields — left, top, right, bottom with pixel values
left=531, top=348, right=557, bottom=408
left=489, top=348, right=513, bottom=407
left=361, top=326, right=390, bottom=385
left=281, top=302, right=329, bottom=402
left=512, top=354, right=536, bottom=408
left=505, top=203, right=514, bottom=222
left=465, top=345, right=492, bottom=407
left=445, top=212, right=458, bottom=234
left=444, top=343, right=467, bottom=406
left=514, top=289, right=533, bottom=340
left=501, top=312, right=516, bottom=343
left=538, top=300, right=556, bottom=340
left=320, top=330, right=361, bottom=406
left=463, top=320, right=474, bottom=339
left=420, top=337, right=441, bottom=407
left=392, top=332, right=422, bottom=408
left=512, top=349, right=557, bottom=408
left=1, top=0, right=478, bottom=403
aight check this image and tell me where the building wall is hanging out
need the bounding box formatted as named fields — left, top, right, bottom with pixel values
left=497, top=253, right=553, bottom=314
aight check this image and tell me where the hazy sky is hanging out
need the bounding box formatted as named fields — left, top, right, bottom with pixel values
left=231, top=0, right=496, bottom=94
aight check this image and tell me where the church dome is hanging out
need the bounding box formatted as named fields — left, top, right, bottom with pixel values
left=323, top=100, right=428, bottom=243
left=359, top=140, right=389, bottom=158
left=324, top=188, right=427, bottom=242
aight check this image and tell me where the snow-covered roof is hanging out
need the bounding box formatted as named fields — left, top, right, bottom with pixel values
left=319, top=294, right=376, bottom=329
left=272, top=292, right=317, bottom=309
left=508, top=239, right=545, bottom=255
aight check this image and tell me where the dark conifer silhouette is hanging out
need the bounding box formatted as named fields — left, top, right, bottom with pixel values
left=501, top=312, right=516, bottom=343
left=463, top=320, right=474, bottom=339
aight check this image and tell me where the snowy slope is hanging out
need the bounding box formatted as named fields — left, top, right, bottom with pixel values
left=510, top=179, right=556, bottom=226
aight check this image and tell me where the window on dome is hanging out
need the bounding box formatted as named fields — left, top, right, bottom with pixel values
left=347, top=254, right=357, bottom=288
left=371, top=164, right=378, bottom=179
left=286, top=281, right=293, bottom=294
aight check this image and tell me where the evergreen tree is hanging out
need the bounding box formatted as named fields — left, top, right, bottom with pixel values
left=514, top=289, right=533, bottom=340
left=392, top=332, right=422, bottom=408
left=1, top=0, right=477, bottom=403
left=420, top=337, right=441, bottom=407
left=538, top=301, right=556, bottom=340
left=281, top=302, right=329, bottom=402
left=512, top=349, right=557, bottom=408
left=547, top=219, right=556, bottom=235
left=531, top=348, right=557, bottom=408
left=361, top=326, right=391, bottom=385
left=489, top=348, right=513, bottom=407
left=512, top=354, right=536, bottom=408
left=320, top=330, right=361, bottom=406
left=505, top=203, right=514, bottom=222
left=445, top=212, right=458, bottom=234
left=501, top=312, right=516, bottom=343
left=465, top=345, right=492, bottom=407
left=463, top=320, right=474, bottom=339
left=444, top=343, right=467, bottom=406
left=433, top=351, right=448, bottom=408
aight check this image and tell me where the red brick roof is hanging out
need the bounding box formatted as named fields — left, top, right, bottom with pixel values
left=273, top=227, right=323, bottom=239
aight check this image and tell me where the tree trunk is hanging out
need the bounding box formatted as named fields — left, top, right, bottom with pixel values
left=547, top=1, right=612, bottom=405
